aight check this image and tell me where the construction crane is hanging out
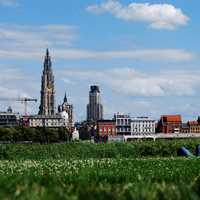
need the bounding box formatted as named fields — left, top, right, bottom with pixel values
left=0, top=97, right=37, bottom=116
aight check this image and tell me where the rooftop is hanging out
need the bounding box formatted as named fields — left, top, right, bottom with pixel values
left=28, top=115, right=62, bottom=119
left=132, top=117, right=155, bottom=122
left=161, top=115, right=182, bottom=123
left=97, top=120, right=115, bottom=123
left=187, top=121, right=199, bottom=126
left=0, top=112, right=19, bottom=116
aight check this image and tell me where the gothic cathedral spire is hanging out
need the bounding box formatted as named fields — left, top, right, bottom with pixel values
left=38, top=49, right=55, bottom=116
left=64, top=92, right=68, bottom=103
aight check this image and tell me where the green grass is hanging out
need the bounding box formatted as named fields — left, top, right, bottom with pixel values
left=0, top=158, right=200, bottom=199
left=0, top=139, right=200, bottom=160
left=0, top=141, right=200, bottom=199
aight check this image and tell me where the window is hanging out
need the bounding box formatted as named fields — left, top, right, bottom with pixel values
left=125, top=119, right=127, bottom=125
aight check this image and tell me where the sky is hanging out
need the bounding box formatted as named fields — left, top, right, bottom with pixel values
left=0, top=0, right=200, bottom=122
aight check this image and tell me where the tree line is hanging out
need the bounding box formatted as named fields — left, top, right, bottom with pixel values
left=0, top=127, right=71, bottom=143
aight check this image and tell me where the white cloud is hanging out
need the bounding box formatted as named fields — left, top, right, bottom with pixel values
left=0, top=24, right=77, bottom=60
left=0, top=67, right=30, bottom=98
left=53, top=48, right=193, bottom=62
left=87, top=0, right=189, bottom=30
left=0, top=0, right=17, bottom=6
left=0, top=67, right=25, bottom=81
left=0, top=47, right=193, bottom=62
left=0, top=24, right=77, bottom=49
left=0, top=24, right=193, bottom=62
left=58, top=67, right=200, bottom=97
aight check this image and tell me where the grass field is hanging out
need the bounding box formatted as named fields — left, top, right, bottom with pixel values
left=1, top=140, right=200, bottom=199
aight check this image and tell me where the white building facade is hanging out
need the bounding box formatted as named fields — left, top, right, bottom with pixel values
left=113, top=113, right=131, bottom=135
left=72, top=128, right=79, bottom=140
left=0, top=107, right=20, bottom=126
left=28, top=115, right=64, bottom=128
left=131, top=117, right=156, bottom=135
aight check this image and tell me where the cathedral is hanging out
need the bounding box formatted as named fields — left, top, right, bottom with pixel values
left=58, top=93, right=73, bottom=128
left=37, top=49, right=74, bottom=128
left=38, top=49, right=55, bottom=116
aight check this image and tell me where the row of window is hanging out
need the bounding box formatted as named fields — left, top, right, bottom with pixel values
left=133, top=127, right=155, bottom=130
left=0, top=116, right=18, bottom=119
left=29, top=120, right=63, bottom=127
left=116, top=119, right=131, bottom=125
left=132, top=124, right=155, bottom=128
left=132, top=122, right=155, bottom=125
left=117, top=127, right=131, bottom=132
left=99, top=128, right=115, bottom=132
left=31, top=119, right=61, bottom=123
left=132, top=129, right=155, bottom=133
left=190, top=128, right=200, bottom=132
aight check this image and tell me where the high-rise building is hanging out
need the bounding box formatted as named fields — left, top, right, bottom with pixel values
left=58, top=93, right=73, bottom=128
left=38, top=49, right=55, bottom=116
left=87, top=85, right=103, bottom=122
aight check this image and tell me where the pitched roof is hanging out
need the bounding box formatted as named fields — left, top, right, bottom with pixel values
left=161, top=115, right=182, bottom=123
left=187, top=121, right=199, bottom=126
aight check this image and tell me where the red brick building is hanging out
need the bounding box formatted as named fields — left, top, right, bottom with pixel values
left=156, top=115, right=182, bottom=134
left=97, top=120, right=116, bottom=136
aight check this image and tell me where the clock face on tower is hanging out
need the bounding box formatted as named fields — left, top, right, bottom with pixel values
left=47, top=84, right=53, bottom=92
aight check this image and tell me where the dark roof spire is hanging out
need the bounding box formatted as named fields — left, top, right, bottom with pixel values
left=46, top=48, right=49, bottom=57
left=44, top=48, right=52, bottom=71
left=64, top=92, right=68, bottom=103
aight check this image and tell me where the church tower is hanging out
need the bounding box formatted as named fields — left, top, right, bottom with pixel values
left=58, top=92, right=74, bottom=127
left=38, top=49, right=55, bottom=116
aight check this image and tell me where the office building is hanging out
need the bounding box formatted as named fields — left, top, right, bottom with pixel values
left=87, top=85, right=103, bottom=122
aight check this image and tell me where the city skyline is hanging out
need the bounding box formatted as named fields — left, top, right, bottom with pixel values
left=0, top=0, right=200, bottom=121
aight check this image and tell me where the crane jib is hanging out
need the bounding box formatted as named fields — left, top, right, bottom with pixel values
left=0, top=97, right=37, bottom=115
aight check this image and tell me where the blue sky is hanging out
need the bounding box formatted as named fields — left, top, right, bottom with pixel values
left=0, top=0, right=200, bottom=122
